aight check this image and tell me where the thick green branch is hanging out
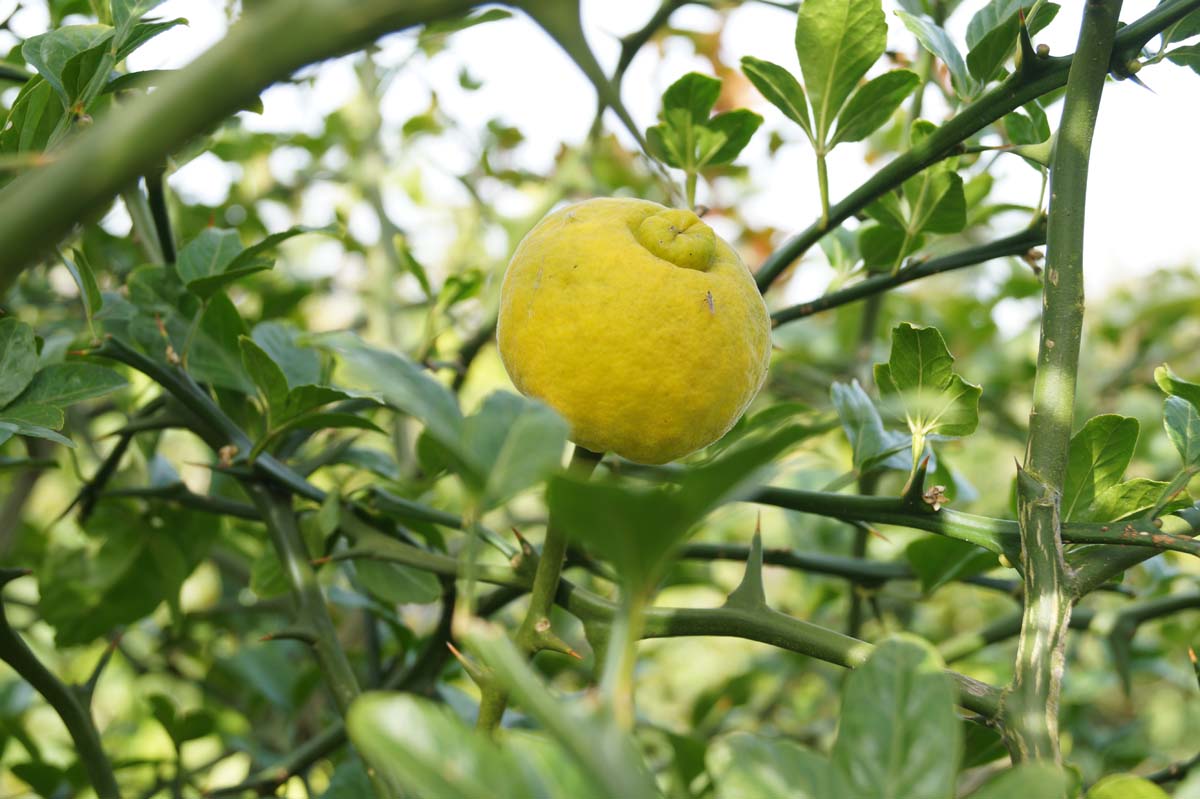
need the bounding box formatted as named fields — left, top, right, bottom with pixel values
left=0, top=572, right=120, bottom=799
left=1004, top=0, right=1123, bottom=764
left=770, top=221, right=1046, bottom=326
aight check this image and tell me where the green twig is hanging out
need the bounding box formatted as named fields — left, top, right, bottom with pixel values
left=770, top=221, right=1047, bottom=326
left=1004, top=0, right=1123, bottom=764
left=244, top=483, right=397, bottom=799
left=145, top=165, right=176, bottom=264
left=477, top=446, right=602, bottom=733
left=0, top=63, right=32, bottom=83
left=940, top=592, right=1200, bottom=663
left=0, top=571, right=120, bottom=799
left=328, top=540, right=1002, bottom=717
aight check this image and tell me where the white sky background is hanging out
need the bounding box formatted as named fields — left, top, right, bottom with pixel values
left=3, top=0, right=1198, bottom=303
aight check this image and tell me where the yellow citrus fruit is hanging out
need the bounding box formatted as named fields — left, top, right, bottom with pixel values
left=497, top=197, right=771, bottom=464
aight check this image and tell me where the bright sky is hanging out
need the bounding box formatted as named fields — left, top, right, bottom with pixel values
left=3, top=0, right=1197, bottom=302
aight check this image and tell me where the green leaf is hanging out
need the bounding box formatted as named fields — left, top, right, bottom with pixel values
left=859, top=224, right=920, bottom=271
left=188, top=293, right=255, bottom=394
left=0, top=77, right=65, bottom=153
left=252, top=321, right=321, bottom=389
left=548, top=425, right=806, bottom=596
left=225, top=225, right=331, bottom=274
left=354, top=559, right=442, bottom=606
left=831, top=635, right=960, bottom=799
left=1155, top=363, right=1200, bottom=410
left=1062, top=415, right=1139, bottom=521
left=21, top=25, right=113, bottom=105
left=12, top=363, right=126, bottom=407
left=112, top=0, right=166, bottom=32
left=1166, top=4, right=1200, bottom=44
left=40, top=504, right=215, bottom=644
left=830, top=379, right=910, bottom=472
left=115, top=17, right=185, bottom=62
left=272, top=411, right=382, bottom=437
left=59, top=37, right=111, bottom=106
left=278, top=385, right=366, bottom=424
left=0, top=418, right=74, bottom=448
left=662, top=71, right=721, bottom=122
left=704, top=109, right=763, bottom=165
left=646, top=75, right=759, bottom=172
left=740, top=56, right=814, bottom=141
left=176, top=228, right=243, bottom=287
left=967, top=763, right=1072, bottom=798
left=347, top=692, right=606, bottom=798
left=832, top=69, right=919, bottom=144
left=239, top=336, right=289, bottom=414
left=1165, top=43, right=1200, bottom=74
left=0, top=318, right=39, bottom=407
left=874, top=323, right=981, bottom=465
left=0, top=403, right=65, bottom=430
left=1164, top=396, right=1200, bottom=468
left=469, top=627, right=661, bottom=799
left=62, top=249, right=103, bottom=327
left=965, top=0, right=1022, bottom=83
left=184, top=260, right=273, bottom=300
left=897, top=12, right=973, bottom=98
left=1087, top=774, right=1170, bottom=799
left=250, top=549, right=289, bottom=599
left=904, top=167, right=966, bottom=234
left=460, top=392, right=569, bottom=509
left=795, top=0, right=887, bottom=143
left=1087, top=478, right=1190, bottom=523
left=707, top=732, right=835, bottom=799
left=905, top=537, right=995, bottom=593
left=327, top=334, right=463, bottom=452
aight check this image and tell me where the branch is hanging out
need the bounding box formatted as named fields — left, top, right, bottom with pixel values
left=940, top=592, right=1200, bottom=663
left=0, top=0, right=479, bottom=290
left=329, top=536, right=1003, bottom=717
left=753, top=0, right=1200, bottom=291
left=0, top=62, right=31, bottom=83
left=1005, top=0, right=1123, bottom=764
left=206, top=586, right=516, bottom=797
left=144, top=165, right=176, bottom=264
left=0, top=571, right=120, bottom=799
left=770, top=221, right=1046, bottom=326
left=477, top=447, right=602, bottom=733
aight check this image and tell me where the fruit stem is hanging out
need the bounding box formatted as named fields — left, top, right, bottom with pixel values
left=685, top=170, right=698, bottom=211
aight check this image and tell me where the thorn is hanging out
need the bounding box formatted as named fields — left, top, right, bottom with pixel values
left=864, top=525, right=891, bottom=544
left=534, top=626, right=582, bottom=660
left=446, top=642, right=492, bottom=684
left=724, top=523, right=767, bottom=610
left=1125, top=72, right=1155, bottom=93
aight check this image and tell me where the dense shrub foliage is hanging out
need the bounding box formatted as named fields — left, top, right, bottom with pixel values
left=1, top=1, right=1199, bottom=797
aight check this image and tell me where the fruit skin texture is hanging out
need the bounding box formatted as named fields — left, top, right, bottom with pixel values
left=497, top=197, right=771, bottom=464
